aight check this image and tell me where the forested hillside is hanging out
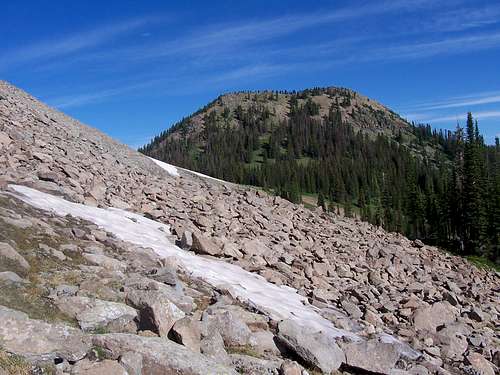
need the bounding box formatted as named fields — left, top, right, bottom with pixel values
left=140, top=89, right=500, bottom=265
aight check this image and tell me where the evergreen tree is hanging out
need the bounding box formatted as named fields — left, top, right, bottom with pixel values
left=317, top=191, right=327, bottom=211
left=463, top=113, right=487, bottom=255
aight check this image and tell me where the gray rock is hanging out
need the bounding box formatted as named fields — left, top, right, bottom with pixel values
left=191, top=232, right=222, bottom=256
left=70, top=359, right=128, bottom=375
left=0, top=306, right=91, bottom=362
left=93, top=333, right=238, bottom=375
left=181, top=230, right=193, bottom=249
left=466, top=353, right=496, bottom=375
left=341, top=300, right=363, bottom=319
left=202, top=310, right=254, bottom=348
left=230, top=353, right=282, bottom=375
left=149, top=266, right=177, bottom=286
left=170, top=316, right=201, bottom=352
left=277, top=319, right=345, bottom=373
left=0, top=242, right=30, bottom=270
left=55, top=296, right=138, bottom=332
left=413, top=302, right=458, bottom=332
left=0, top=131, right=11, bottom=148
left=241, top=238, right=269, bottom=257
left=280, top=360, right=303, bottom=375
left=126, top=289, right=185, bottom=336
left=342, top=339, right=400, bottom=373
left=0, top=271, right=27, bottom=284
left=252, top=330, right=280, bottom=355
left=119, top=351, right=143, bottom=375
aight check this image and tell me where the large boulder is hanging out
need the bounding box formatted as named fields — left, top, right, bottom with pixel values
left=55, top=296, right=138, bottom=332
left=276, top=319, right=345, bottom=373
left=170, top=317, right=201, bottom=352
left=200, top=331, right=231, bottom=365
left=0, top=306, right=91, bottom=362
left=191, top=233, right=222, bottom=256
left=0, top=242, right=30, bottom=271
left=70, top=359, right=128, bottom=375
left=466, top=353, right=496, bottom=375
left=341, top=339, right=400, bottom=373
left=413, top=302, right=458, bottom=332
left=126, top=289, right=185, bottom=336
left=82, top=253, right=127, bottom=272
left=92, top=333, right=238, bottom=375
left=230, top=354, right=282, bottom=375
left=201, top=310, right=254, bottom=348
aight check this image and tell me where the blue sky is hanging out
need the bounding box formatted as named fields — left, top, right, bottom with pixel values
left=2, top=0, right=500, bottom=147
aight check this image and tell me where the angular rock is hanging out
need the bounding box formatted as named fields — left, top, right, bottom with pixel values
left=200, top=331, right=231, bottom=365
left=280, top=360, right=303, bottom=375
left=230, top=353, right=281, bottom=375
left=413, top=302, right=457, bottom=332
left=0, top=271, right=27, bottom=284
left=191, top=232, right=222, bottom=256
left=0, top=306, right=91, bottom=362
left=180, top=230, right=193, bottom=249
left=0, top=242, right=30, bottom=270
left=241, top=238, right=268, bottom=257
left=93, top=333, right=238, bottom=375
left=119, top=351, right=143, bottom=375
left=342, top=339, right=400, bottom=374
left=71, top=359, right=128, bottom=375
left=55, top=296, right=138, bottom=332
left=276, top=319, right=345, bottom=373
left=202, top=310, right=254, bottom=348
left=83, top=253, right=127, bottom=272
left=170, top=316, right=201, bottom=352
left=466, top=353, right=496, bottom=375
left=126, top=289, right=185, bottom=336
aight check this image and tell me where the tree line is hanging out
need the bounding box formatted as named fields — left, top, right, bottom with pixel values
left=140, top=96, right=499, bottom=264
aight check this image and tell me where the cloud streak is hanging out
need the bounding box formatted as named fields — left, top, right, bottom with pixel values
left=0, top=17, right=155, bottom=70
left=401, top=91, right=500, bottom=113
left=407, top=110, right=500, bottom=124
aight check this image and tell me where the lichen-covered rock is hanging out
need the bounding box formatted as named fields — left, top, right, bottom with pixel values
left=277, top=319, right=345, bottom=373
left=126, top=289, right=185, bottom=336
left=0, top=306, right=91, bottom=362
left=55, top=296, right=138, bottom=332
left=93, top=333, right=238, bottom=375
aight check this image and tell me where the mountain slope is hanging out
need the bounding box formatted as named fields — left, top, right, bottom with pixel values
left=140, top=88, right=455, bottom=239
left=140, top=87, right=499, bottom=263
left=0, top=81, right=498, bottom=375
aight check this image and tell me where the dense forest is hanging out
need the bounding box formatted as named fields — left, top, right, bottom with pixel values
left=140, top=93, right=500, bottom=265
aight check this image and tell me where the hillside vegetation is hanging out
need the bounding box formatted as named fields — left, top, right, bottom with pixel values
left=140, top=88, right=500, bottom=264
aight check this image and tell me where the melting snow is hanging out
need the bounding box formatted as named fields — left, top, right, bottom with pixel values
left=149, top=157, right=227, bottom=184
left=9, top=184, right=357, bottom=341
left=149, top=157, right=179, bottom=177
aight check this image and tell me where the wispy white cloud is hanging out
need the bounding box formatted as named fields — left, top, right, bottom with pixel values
left=360, top=32, right=500, bottom=62
left=0, top=17, right=156, bottom=70
left=401, top=91, right=500, bottom=113
left=47, top=79, right=163, bottom=108
left=46, top=63, right=292, bottom=108
left=404, top=3, right=500, bottom=33
left=41, top=0, right=435, bottom=67
left=413, top=110, right=500, bottom=124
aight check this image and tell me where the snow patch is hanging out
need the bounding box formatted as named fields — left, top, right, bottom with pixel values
left=9, top=184, right=356, bottom=341
left=149, top=157, right=227, bottom=184
left=149, top=157, right=179, bottom=177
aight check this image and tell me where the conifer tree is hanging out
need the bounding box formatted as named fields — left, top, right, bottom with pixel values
left=463, top=113, right=487, bottom=255
left=317, top=192, right=327, bottom=211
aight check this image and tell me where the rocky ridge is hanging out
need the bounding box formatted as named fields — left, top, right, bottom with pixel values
left=0, top=80, right=498, bottom=375
left=150, top=87, right=412, bottom=150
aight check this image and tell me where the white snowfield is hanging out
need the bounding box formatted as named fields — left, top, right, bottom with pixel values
left=148, top=157, right=228, bottom=184
left=9, top=184, right=356, bottom=342
left=148, top=157, right=179, bottom=177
